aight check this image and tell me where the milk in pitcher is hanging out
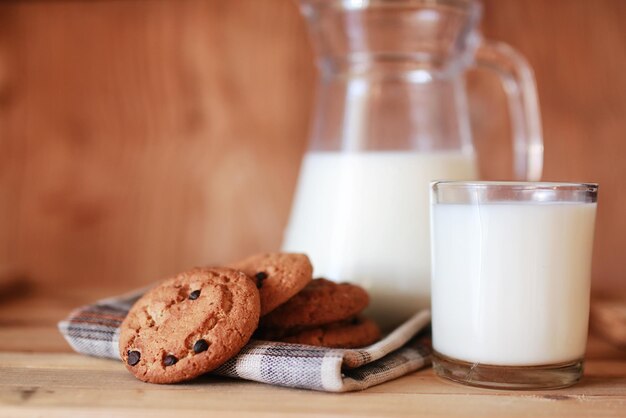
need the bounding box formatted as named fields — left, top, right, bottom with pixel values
left=282, top=150, right=478, bottom=328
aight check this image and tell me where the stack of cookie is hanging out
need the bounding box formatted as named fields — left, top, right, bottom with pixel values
left=119, top=253, right=380, bottom=384
left=229, top=253, right=380, bottom=348
left=255, top=278, right=380, bottom=348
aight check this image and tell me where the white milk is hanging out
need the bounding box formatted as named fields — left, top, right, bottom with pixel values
left=282, top=151, right=478, bottom=329
left=431, top=202, right=597, bottom=366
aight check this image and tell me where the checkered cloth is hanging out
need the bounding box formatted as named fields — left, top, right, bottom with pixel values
left=58, top=287, right=431, bottom=392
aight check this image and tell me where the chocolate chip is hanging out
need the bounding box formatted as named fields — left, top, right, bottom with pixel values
left=163, top=354, right=178, bottom=366
left=255, top=272, right=268, bottom=288
left=127, top=350, right=140, bottom=366
left=193, top=339, right=209, bottom=354
left=189, top=290, right=201, bottom=300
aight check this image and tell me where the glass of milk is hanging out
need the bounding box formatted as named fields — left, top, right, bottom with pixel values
left=430, top=181, right=598, bottom=389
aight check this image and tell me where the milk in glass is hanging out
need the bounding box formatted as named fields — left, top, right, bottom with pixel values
left=431, top=201, right=597, bottom=366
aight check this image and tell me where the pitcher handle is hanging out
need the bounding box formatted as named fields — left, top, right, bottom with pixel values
left=474, top=40, right=544, bottom=181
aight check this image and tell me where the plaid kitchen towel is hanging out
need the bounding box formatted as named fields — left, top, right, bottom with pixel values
left=58, top=287, right=431, bottom=392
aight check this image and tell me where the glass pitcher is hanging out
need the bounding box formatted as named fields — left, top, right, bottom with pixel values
left=282, top=0, right=543, bottom=329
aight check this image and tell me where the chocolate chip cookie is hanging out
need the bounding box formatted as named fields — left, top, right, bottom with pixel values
left=262, top=317, right=381, bottom=348
left=228, top=253, right=312, bottom=316
left=261, top=278, right=369, bottom=329
left=119, top=267, right=260, bottom=384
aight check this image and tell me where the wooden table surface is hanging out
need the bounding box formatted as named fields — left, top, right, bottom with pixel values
left=1, top=284, right=626, bottom=418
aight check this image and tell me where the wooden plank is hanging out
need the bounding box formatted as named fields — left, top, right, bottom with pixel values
left=0, top=353, right=625, bottom=418
left=0, top=0, right=625, bottom=293
left=0, top=0, right=315, bottom=287
left=1, top=291, right=625, bottom=417
left=479, top=0, right=626, bottom=293
left=0, top=326, right=68, bottom=353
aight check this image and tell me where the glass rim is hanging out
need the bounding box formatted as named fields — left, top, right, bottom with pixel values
left=432, top=181, right=598, bottom=193
left=298, top=0, right=480, bottom=13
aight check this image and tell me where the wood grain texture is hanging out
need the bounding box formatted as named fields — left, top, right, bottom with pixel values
left=0, top=0, right=625, bottom=291
left=1, top=284, right=625, bottom=417
left=0, top=0, right=315, bottom=286
left=1, top=351, right=626, bottom=418
left=478, top=0, right=626, bottom=292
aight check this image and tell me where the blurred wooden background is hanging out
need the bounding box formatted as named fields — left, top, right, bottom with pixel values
left=0, top=0, right=624, bottom=292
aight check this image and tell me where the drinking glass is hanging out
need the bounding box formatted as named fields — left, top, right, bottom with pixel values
left=430, top=181, right=598, bottom=389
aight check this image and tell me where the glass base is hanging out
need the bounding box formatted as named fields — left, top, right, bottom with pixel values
left=433, top=351, right=584, bottom=390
